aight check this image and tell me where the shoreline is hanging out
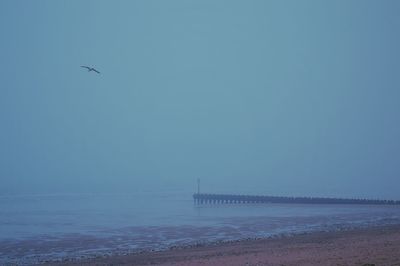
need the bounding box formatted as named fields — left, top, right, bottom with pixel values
left=45, top=224, right=400, bottom=266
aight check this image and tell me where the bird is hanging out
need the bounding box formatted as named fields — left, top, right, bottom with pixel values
left=81, top=66, right=100, bottom=74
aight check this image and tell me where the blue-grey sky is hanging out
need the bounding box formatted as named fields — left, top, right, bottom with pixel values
left=1, top=0, right=399, bottom=199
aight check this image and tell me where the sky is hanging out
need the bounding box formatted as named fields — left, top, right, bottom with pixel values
left=0, top=0, right=399, bottom=199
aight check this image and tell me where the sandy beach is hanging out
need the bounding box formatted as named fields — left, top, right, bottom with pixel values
left=47, top=224, right=400, bottom=266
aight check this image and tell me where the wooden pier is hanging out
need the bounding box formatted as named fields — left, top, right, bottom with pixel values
left=193, top=193, right=400, bottom=205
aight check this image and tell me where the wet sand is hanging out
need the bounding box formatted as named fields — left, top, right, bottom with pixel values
left=48, top=225, right=400, bottom=266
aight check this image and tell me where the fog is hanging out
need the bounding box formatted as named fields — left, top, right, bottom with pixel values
left=1, top=0, right=399, bottom=199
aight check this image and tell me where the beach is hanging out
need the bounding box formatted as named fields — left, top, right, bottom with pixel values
left=47, top=224, right=400, bottom=266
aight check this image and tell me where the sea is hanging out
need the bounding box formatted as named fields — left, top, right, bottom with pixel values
left=1, top=190, right=400, bottom=265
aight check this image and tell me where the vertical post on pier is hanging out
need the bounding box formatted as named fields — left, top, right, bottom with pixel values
left=197, top=178, right=200, bottom=195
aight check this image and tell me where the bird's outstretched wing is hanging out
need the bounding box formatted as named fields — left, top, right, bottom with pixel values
left=81, top=65, right=100, bottom=74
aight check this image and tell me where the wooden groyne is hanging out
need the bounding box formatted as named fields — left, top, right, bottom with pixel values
left=193, top=193, right=400, bottom=205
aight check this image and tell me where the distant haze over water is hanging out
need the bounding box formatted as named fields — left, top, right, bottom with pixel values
left=1, top=0, right=400, bottom=200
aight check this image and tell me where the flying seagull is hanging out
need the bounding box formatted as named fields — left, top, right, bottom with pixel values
left=81, top=66, right=100, bottom=74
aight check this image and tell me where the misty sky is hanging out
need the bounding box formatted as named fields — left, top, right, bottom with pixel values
left=1, top=0, right=399, bottom=199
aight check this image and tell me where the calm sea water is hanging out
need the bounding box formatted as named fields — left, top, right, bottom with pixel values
left=1, top=191, right=400, bottom=265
